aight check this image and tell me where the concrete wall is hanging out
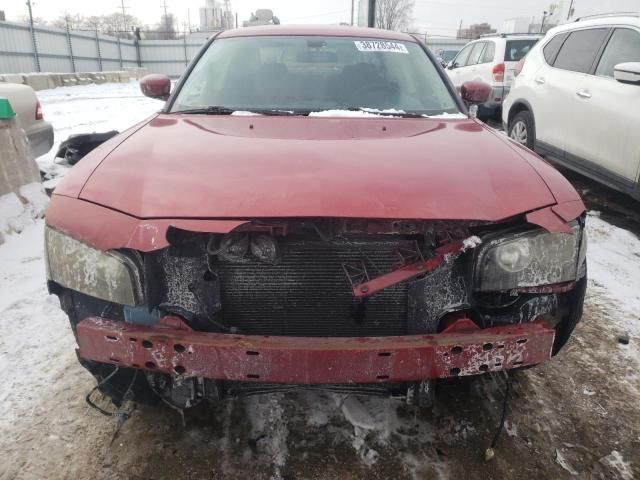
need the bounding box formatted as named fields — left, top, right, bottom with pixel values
left=0, top=69, right=147, bottom=91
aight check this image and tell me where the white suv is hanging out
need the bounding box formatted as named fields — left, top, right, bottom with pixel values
left=503, top=13, right=640, bottom=200
left=446, top=33, right=541, bottom=117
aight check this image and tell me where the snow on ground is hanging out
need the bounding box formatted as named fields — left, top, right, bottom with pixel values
left=0, top=81, right=639, bottom=478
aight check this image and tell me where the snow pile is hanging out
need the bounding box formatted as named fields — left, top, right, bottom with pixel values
left=0, top=182, right=49, bottom=241
left=599, top=450, right=634, bottom=480
left=586, top=212, right=640, bottom=337
left=461, top=235, right=482, bottom=252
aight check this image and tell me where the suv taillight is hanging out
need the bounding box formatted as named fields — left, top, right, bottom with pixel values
left=35, top=99, right=43, bottom=120
left=492, top=63, right=505, bottom=82
left=514, top=58, right=526, bottom=77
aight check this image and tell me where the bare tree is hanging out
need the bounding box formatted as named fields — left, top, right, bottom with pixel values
left=375, top=0, right=414, bottom=31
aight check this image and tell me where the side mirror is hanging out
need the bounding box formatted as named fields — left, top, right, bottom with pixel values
left=614, top=62, right=640, bottom=85
left=140, top=74, right=171, bottom=100
left=447, top=61, right=456, bottom=70
left=460, top=81, right=492, bottom=105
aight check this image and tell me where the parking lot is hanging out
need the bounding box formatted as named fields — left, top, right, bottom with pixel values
left=0, top=81, right=638, bottom=480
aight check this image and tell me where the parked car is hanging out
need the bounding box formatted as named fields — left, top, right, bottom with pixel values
left=436, top=48, right=460, bottom=67
left=45, top=26, right=587, bottom=411
left=447, top=33, right=542, bottom=117
left=503, top=13, right=640, bottom=201
left=0, top=83, right=53, bottom=157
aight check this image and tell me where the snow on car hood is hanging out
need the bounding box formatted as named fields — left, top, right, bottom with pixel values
left=71, top=114, right=572, bottom=221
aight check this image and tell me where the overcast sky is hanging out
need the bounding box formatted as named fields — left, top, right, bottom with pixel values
left=2, top=0, right=638, bottom=36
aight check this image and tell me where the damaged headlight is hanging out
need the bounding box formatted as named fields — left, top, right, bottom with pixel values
left=475, top=223, right=585, bottom=292
left=45, top=226, right=143, bottom=306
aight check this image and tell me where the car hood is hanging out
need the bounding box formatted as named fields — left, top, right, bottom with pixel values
left=72, top=114, right=571, bottom=221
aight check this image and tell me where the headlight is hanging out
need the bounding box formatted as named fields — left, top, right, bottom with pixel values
left=45, top=226, right=143, bottom=306
left=475, top=223, right=584, bottom=292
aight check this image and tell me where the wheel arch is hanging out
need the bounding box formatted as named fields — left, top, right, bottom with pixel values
left=507, top=99, right=535, bottom=129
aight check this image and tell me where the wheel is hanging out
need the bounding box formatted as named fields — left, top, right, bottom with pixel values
left=509, top=110, right=535, bottom=150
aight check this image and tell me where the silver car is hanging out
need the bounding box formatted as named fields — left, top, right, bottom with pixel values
left=0, top=83, right=53, bottom=157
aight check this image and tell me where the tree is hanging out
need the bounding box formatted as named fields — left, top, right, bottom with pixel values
left=375, top=0, right=414, bottom=31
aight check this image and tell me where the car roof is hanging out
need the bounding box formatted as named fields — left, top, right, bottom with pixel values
left=547, top=13, right=640, bottom=36
left=217, top=24, right=417, bottom=42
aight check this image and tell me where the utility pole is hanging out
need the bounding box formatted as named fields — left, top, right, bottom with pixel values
left=187, top=8, right=191, bottom=32
left=567, top=0, right=575, bottom=20
left=119, top=0, right=129, bottom=36
left=235, top=12, right=238, bottom=29
left=367, top=0, right=376, bottom=28
left=351, top=0, right=355, bottom=26
left=162, top=0, right=170, bottom=35
left=540, top=10, right=548, bottom=33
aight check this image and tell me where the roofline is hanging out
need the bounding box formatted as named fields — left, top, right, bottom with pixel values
left=217, top=25, right=417, bottom=42
left=575, top=12, right=640, bottom=22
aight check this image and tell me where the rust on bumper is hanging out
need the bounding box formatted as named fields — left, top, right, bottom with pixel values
left=77, top=316, right=555, bottom=384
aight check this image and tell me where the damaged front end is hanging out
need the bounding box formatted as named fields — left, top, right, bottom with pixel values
left=47, top=214, right=587, bottom=409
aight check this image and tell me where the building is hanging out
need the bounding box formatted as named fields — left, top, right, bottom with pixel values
left=199, top=0, right=233, bottom=30
left=457, top=23, right=496, bottom=40
left=501, top=17, right=532, bottom=34
left=243, top=9, right=279, bottom=27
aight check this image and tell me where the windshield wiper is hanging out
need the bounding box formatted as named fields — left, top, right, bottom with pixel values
left=173, top=106, right=236, bottom=115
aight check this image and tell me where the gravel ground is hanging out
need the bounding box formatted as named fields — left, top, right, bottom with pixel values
left=0, top=83, right=638, bottom=480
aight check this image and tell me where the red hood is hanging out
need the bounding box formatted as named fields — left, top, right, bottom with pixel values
left=64, top=114, right=579, bottom=221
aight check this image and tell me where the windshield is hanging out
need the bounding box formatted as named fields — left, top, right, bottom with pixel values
left=505, top=39, right=538, bottom=62
left=171, top=36, right=460, bottom=116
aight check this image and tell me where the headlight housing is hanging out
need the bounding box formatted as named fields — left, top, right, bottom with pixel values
left=475, top=222, right=585, bottom=292
left=45, top=226, right=143, bottom=306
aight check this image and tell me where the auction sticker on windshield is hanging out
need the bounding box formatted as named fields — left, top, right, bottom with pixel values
left=354, top=40, right=409, bottom=54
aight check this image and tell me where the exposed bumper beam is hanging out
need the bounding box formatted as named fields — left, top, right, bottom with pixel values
left=77, top=316, right=555, bottom=384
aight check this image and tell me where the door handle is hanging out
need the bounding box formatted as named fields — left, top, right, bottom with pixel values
left=534, top=77, right=545, bottom=84
left=576, top=90, right=592, bottom=99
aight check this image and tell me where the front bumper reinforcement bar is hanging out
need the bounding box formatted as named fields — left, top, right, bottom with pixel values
left=77, top=316, right=555, bottom=384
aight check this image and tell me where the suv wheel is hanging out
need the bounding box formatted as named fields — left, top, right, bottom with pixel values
left=509, top=110, right=535, bottom=149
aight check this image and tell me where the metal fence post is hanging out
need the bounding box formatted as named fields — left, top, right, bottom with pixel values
left=28, top=23, right=41, bottom=72
left=95, top=29, right=103, bottom=71
left=117, top=37, right=123, bottom=69
left=66, top=26, right=76, bottom=72
left=183, top=35, right=188, bottom=67
left=135, top=39, right=142, bottom=67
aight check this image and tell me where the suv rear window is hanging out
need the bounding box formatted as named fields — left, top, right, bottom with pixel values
left=504, top=40, right=538, bottom=61
left=552, top=28, right=609, bottom=73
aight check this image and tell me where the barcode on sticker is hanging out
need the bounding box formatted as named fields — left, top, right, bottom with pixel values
left=354, top=40, right=409, bottom=54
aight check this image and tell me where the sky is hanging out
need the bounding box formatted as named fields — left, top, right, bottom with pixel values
left=1, top=0, right=638, bottom=36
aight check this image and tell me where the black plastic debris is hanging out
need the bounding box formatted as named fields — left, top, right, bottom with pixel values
left=55, top=130, right=119, bottom=165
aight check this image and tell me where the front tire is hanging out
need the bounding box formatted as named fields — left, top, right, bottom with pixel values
left=509, top=110, right=535, bottom=150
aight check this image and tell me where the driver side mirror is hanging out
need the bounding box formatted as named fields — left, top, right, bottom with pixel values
left=140, top=74, right=171, bottom=100
left=460, top=81, right=492, bottom=105
left=447, top=61, right=456, bottom=70
left=614, top=62, right=640, bottom=85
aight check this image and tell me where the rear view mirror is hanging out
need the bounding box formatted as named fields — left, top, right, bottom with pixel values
left=460, top=81, right=492, bottom=105
left=614, top=62, right=640, bottom=85
left=140, top=74, right=171, bottom=100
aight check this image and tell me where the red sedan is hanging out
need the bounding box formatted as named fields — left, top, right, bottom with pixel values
left=45, top=26, right=587, bottom=409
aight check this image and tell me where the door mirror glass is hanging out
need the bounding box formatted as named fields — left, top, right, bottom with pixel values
left=140, top=74, right=171, bottom=100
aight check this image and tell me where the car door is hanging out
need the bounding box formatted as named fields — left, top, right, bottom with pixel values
left=531, top=28, right=610, bottom=152
left=447, top=42, right=482, bottom=89
left=567, top=27, right=640, bottom=183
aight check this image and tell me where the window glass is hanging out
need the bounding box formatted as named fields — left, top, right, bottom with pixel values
left=172, top=36, right=460, bottom=115
left=505, top=39, right=539, bottom=62
left=467, top=42, right=485, bottom=65
left=595, top=28, right=640, bottom=77
left=481, top=42, right=496, bottom=63
left=543, top=32, right=568, bottom=64
left=553, top=28, right=609, bottom=73
left=453, top=44, right=474, bottom=67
